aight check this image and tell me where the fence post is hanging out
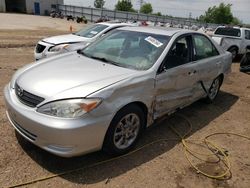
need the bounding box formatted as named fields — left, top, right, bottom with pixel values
left=91, top=8, right=93, bottom=22
left=137, top=13, right=139, bottom=22
left=126, top=12, right=128, bottom=21
left=114, top=11, right=116, bottom=20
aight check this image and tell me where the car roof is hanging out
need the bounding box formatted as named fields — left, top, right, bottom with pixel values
left=117, top=26, right=193, bottom=36
left=97, top=22, right=133, bottom=27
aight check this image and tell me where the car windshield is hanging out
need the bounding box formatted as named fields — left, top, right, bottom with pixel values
left=214, top=27, right=241, bottom=37
left=74, top=24, right=109, bottom=38
left=80, top=30, right=170, bottom=70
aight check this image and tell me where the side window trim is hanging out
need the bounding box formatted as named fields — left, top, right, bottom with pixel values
left=157, top=34, right=192, bottom=74
left=103, top=26, right=124, bottom=34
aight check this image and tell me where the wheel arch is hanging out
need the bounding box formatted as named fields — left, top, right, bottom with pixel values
left=116, top=101, right=149, bottom=128
left=218, top=73, right=224, bottom=86
left=102, top=101, right=149, bottom=154
left=227, top=45, right=239, bottom=52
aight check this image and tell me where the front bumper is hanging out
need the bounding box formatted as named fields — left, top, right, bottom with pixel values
left=4, top=84, right=112, bottom=157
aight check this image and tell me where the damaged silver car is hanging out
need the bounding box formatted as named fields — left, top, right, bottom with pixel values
left=4, top=27, right=232, bottom=157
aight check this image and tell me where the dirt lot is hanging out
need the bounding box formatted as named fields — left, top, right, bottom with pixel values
left=0, top=13, right=250, bottom=188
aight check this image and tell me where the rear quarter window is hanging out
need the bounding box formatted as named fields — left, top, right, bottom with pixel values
left=245, top=30, right=250, bottom=40
left=214, top=28, right=241, bottom=37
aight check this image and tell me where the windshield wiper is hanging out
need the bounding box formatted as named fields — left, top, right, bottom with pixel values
left=77, top=52, right=127, bottom=68
left=77, top=50, right=90, bottom=57
left=72, top=33, right=81, bottom=36
left=90, top=56, right=122, bottom=67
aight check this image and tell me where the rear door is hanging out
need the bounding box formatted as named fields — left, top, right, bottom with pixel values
left=154, top=35, right=200, bottom=119
left=191, top=34, right=222, bottom=97
left=244, top=29, right=250, bottom=51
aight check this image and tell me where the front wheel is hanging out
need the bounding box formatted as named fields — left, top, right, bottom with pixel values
left=103, top=104, right=145, bottom=155
left=205, top=76, right=222, bottom=103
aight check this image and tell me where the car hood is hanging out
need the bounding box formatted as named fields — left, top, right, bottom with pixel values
left=42, top=34, right=91, bottom=45
left=16, top=52, right=137, bottom=101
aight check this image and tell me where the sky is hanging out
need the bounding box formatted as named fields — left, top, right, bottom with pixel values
left=64, top=0, right=250, bottom=24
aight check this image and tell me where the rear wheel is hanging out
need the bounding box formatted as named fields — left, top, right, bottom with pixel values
left=103, top=104, right=145, bottom=155
left=205, top=76, right=222, bottom=103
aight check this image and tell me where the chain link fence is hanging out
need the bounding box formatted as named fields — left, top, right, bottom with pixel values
left=58, top=4, right=219, bottom=29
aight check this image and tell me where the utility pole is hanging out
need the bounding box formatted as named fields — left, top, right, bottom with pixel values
left=138, top=0, right=144, bottom=12
left=189, top=12, right=192, bottom=20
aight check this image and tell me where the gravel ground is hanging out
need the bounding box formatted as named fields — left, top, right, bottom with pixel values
left=0, top=13, right=250, bottom=188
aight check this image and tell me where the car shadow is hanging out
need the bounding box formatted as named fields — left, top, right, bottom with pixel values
left=16, top=90, right=239, bottom=185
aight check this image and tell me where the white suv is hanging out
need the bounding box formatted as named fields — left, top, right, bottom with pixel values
left=212, top=26, right=250, bottom=59
left=34, top=22, right=132, bottom=60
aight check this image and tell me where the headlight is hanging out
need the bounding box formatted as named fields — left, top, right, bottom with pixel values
left=37, top=98, right=101, bottom=118
left=48, top=44, right=70, bottom=52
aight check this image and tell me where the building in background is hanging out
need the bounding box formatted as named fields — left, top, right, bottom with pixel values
left=0, top=0, right=6, bottom=12
left=0, top=0, right=64, bottom=15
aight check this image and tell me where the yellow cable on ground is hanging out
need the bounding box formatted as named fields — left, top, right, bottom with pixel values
left=5, top=114, right=250, bottom=188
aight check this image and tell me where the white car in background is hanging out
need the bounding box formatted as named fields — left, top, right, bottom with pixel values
left=34, top=22, right=132, bottom=60
left=212, top=26, right=250, bottom=59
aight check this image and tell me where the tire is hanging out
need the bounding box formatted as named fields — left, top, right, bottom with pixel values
left=103, top=104, right=145, bottom=155
left=228, top=47, right=238, bottom=61
left=204, top=76, right=222, bottom=103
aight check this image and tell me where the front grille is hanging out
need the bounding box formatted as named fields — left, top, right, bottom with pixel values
left=36, top=43, right=46, bottom=53
left=15, top=83, right=45, bottom=107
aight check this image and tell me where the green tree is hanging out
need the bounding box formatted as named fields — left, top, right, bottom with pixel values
left=115, top=0, right=135, bottom=12
left=140, top=3, right=153, bottom=14
left=152, top=12, right=162, bottom=16
left=199, top=3, right=241, bottom=25
left=94, top=0, right=105, bottom=8
left=231, top=17, right=242, bottom=25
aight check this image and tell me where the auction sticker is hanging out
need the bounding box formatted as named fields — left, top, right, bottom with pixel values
left=90, top=31, right=98, bottom=34
left=145, top=36, right=163, bottom=47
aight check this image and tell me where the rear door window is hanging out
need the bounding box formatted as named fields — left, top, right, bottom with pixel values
left=214, top=27, right=241, bottom=37
left=193, top=34, right=219, bottom=60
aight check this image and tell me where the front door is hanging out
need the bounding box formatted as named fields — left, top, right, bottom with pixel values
left=154, top=35, right=200, bottom=119
left=34, top=2, right=40, bottom=15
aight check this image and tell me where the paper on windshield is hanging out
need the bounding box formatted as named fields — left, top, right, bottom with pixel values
left=145, top=36, right=163, bottom=48
left=90, top=31, right=98, bottom=35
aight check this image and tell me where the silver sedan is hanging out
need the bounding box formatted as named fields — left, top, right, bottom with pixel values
left=4, top=27, right=232, bottom=157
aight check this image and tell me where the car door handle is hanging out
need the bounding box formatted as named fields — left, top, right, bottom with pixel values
left=216, top=62, right=222, bottom=67
left=188, top=70, right=197, bottom=76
